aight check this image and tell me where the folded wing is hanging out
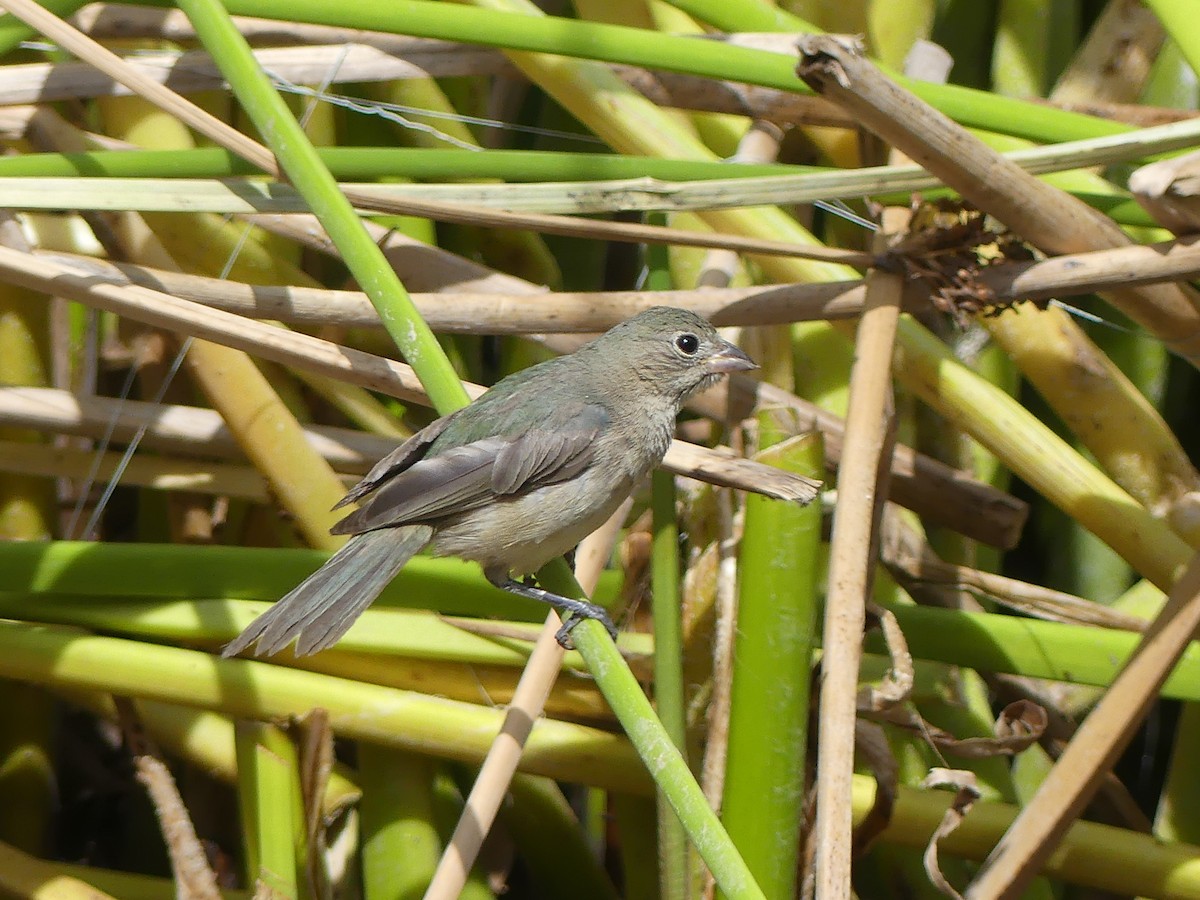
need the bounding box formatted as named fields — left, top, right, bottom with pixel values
left=332, top=404, right=607, bottom=535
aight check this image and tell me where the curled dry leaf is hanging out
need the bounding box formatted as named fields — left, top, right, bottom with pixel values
left=920, top=768, right=982, bottom=900
left=858, top=602, right=915, bottom=711
left=863, top=700, right=1047, bottom=760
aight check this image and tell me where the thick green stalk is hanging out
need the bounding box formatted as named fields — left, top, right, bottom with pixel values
left=0, top=622, right=647, bottom=791
left=1143, top=37, right=1200, bottom=108
left=721, top=428, right=822, bottom=900
left=235, top=721, right=302, bottom=897
left=0, top=540, right=543, bottom=618
left=358, top=746, right=441, bottom=900
left=651, top=470, right=687, bottom=900
left=175, top=0, right=468, bottom=413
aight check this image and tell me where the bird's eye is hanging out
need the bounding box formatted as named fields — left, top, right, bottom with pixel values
left=675, top=333, right=700, bottom=355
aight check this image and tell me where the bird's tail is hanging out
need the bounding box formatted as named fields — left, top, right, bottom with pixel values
left=222, top=525, right=433, bottom=658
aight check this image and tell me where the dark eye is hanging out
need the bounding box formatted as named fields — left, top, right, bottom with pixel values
left=675, top=333, right=700, bottom=355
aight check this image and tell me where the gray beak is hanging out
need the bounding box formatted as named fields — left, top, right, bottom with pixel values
left=706, top=341, right=757, bottom=374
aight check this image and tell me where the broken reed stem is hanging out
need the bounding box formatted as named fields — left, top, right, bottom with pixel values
left=813, top=208, right=906, bottom=899
left=967, top=551, right=1200, bottom=897
left=425, top=502, right=628, bottom=900
left=794, top=34, right=1200, bottom=367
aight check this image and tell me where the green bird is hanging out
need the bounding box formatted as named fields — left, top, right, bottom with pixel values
left=223, top=306, right=755, bottom=657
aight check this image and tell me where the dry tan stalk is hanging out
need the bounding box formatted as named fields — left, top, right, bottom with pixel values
left=0, top=386, right=385, bottom=473
left=795, top=35, right=1200, bottom=367
left=35, top=250, right=871, bottom=329
left=973, top=233, right=1200, bottom=300
left=967, top=551, right=1200, bottom=897
left=651, top=440, right=818, bottom=503
left=0, top=247, right=816, bottom=503
left=425, top=502, right=629, bottom=900
left=40, top=232, right=1200, bottom=330
left=813, top=207, right=907, bottom=900
left=0, top=44, right=508, bottom=105
left=0, top=438, right=286, bottom=500
left=1051, top=0, right=1164, bottom=104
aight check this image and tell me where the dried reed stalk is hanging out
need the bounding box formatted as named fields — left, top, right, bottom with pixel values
left=813, top=207, right=907, bottom=900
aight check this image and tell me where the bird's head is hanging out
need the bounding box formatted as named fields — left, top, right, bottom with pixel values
left=591, top=306, right=757, bottom=405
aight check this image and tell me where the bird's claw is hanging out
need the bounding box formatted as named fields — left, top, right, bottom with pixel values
left=554, top=608, right=618, bottom=649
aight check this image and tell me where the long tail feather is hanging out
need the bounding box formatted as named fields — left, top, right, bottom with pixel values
left=222, top=526, right=433, bottom=658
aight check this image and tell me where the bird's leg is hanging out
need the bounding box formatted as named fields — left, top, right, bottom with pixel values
left=497, top=578, right=617, bottom=647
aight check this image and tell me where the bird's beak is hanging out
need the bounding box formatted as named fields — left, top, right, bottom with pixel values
left=706, top=341, right=757, bottom=374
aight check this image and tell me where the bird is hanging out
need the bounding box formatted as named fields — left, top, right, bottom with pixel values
left=222, top=306, right=756, bottom=657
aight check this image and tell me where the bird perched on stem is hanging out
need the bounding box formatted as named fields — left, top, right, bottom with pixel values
left=223, top=306, right=755, bottom=657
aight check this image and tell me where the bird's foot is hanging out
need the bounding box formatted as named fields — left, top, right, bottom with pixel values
left=498, top=578, right=617, bottom=648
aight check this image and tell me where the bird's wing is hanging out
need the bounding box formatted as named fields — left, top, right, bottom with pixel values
left=331, top=404, right=608, bottom=534
left=490, top=423, right=600, bottom=495
left=333, top=413, right=457, bottom=510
